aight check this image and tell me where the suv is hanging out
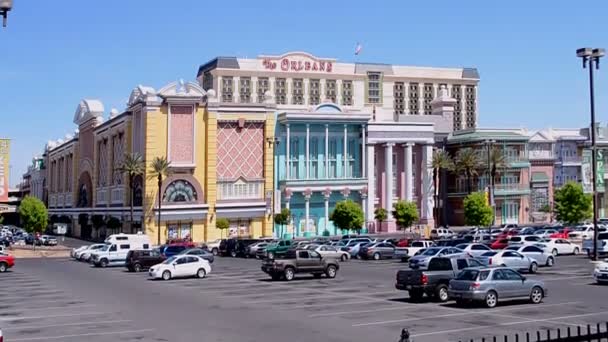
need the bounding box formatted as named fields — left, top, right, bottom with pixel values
left=159, top=242, right=196, bottom=258
left=220, top=239, right=259, bottom=257
left=396, top=256, right=484, bottom=301
left=261, top=249, right=340, bottom=281
left=259, top=239, right=294, bottom=259
left=126, top=249, right=165, bottom=272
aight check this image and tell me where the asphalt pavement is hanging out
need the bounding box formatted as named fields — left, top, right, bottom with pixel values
left=2, top=253, right=607, bottom=342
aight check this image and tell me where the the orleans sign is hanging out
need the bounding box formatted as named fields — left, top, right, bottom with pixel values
left=260, top=52, right=334, bottom=73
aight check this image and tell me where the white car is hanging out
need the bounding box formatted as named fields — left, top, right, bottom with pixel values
left=307, top=245, right=350, bottom=261
left=74, top=244, right=107, bottom=261
left=537, top=238, right=580, bottom=256
left=206, top=239, right=221, bottom=256
left=430, top=228, right=455, bottom=239
left=593, top=260, right=608, bottom=284
left=149, top=255, right=211, bottom=280
left=404, top=240, right=435, bottom=257
left=569, top=225, right=607, bottom=240
left=504, top=244, right=555, bottom=267
left=454, top=243, right=493, bottom=257
left=479, top=250, right=538, bottom=273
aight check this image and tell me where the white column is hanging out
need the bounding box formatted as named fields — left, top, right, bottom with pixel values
left=433, top=84, right=438, bottom=100
left=361, top=124, right=366, bottom=178
left=404, top=82, right=410, bottom=114
left=385, top=143, right=394, bottom=220
left=233, top=76, right=240, bottom=103
left=404, top=142, right=413, bottom=201
left=366, top=144, right=375, bottom=222
left=286, top=78, right=293, bottom=104
left=305, top=194, right=310, bottom=235
left=422, top=144, right=434, bottom=221
left=285, top=195, right=291, bottom=210
left=286, top=124, right=290, bottom=180
left=336, top=79, right=343, bottom=105
left=306, top=124, right=310, bottom=179
left=251, top=76, right=258, bottom=103
left=304, top=78, right=310, bottom=105
left=362, top=194, right=367, bottom=228
left=324, top=193, right=330, bottom=233
left=325, top=124, right=329, bottom=178
left=343, top=124, right=348, bottom=178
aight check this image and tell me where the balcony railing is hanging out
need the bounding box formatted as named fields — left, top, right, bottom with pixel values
left=57, top=194, right=65, bottom=207
left=528, top=150, right=554, bottom=160
left=217, top=179, right=264, bottom=201
left=49, top=194, right=56, bottom=208
left=494, top=183, right=530, bottom=192
left=559, top=155, right=582, bottom=163
left=449, top=183, right=530, bottom=194
left=65, top=193, right=73, bottom=207
left=111, top=187, right=124, bottom=204
left=96, top=188, right=108, bottom=205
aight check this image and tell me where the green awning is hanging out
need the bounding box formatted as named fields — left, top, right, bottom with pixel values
left=531, top=172, right=549, bottom=182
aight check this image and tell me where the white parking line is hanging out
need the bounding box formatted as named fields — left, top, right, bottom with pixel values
left=0, top=312, right=111, bottom=321
left=409, top=310, right=608, bottom=338
left=10, top=329, right=155, bottom=341
left=4, top=319, right=131, bottom=330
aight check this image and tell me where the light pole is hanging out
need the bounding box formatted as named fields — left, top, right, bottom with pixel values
left=577, top=47, right=605, bottom=261
left=485, top=139, right=496, bottom=227
left=0, top=0, right=13, bottom=27
left=266, top=137, right=280, bottom=237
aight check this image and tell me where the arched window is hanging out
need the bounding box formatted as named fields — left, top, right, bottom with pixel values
left=163, top=180, right=198, bottom=203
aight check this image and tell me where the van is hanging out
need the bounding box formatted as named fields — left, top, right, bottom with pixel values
left=104, top=233, right=151, bottom=247
left=91, top=234, right=151, bottom=267
left=583, top=232, right=608, bottom=257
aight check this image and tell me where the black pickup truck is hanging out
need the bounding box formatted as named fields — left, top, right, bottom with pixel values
left=261, top=249, right=339, bottom=281
left=395, top=255, right=484, bottom=302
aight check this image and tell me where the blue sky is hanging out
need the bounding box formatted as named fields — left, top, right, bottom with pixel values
left=1, top=0, right=607, bottom=186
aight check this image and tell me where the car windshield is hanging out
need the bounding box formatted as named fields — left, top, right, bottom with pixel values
left=505, top=246, right=519, bottom=251
left=481, top=251, right=497, bottom=257
left=455, top=269, right=479, bottom=281
left=162, top=256, right=178, bottom=264
left=99, top=245, right=110, bottom=252
left=421, top=248, right=441, bottom=256
left=455, top=244, right=469, bottom=250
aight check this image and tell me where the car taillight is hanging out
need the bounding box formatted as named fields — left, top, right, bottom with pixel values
left=421, top=274, right=428, bottom=285
left=469, top=282, right=481, bottom=290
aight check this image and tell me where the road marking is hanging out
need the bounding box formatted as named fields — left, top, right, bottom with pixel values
left=4, top=319, right=131, bottom=330
left=10, top=329, right=155, bottom=341
left=352, top=301, right=582, bottom=327
left=409, top=310, right=608, bottom=338
left=0, top=312, right=110, bottom=321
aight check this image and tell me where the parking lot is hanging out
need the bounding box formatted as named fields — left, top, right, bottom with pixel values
left=2, top=254, right=608, bottom=342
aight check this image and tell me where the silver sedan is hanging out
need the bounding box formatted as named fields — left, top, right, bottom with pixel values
left=449, top=267, right=547, bottom=308
left=478, top=250, right=538, bottom=273
left=504, top=244, right=555, bottom=267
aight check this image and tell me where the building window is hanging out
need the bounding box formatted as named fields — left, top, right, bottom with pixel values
left=167, top=221, right=192, bottom=240
left=423, top=83, right=434, bottom=115
left=112, top=133, right=124, bottom=185
left=163, top=180, right=198, bottom=203
left=275, top=78, right=287, bottom=105
left=452, top=85, right=463, bottom=130
left=531, top=187, right=549, bottom=212
left=292, top=78, right=304, bottom=105
left=169, top=105, right=194, bottom=165
left=325, top=80, right=336, bottom=103
left=342, top=80, right=353, bottom=106
left=393, top=82, right=405, bottom=115
left=257, top=77, right=269, bottom=103
left=66, top=154, right=73, bottom=192
left=311, top=137, right=318, bottom=178
left=309, top=79, right=321, bottom=105
left=329, top=138, right=337, bottom=178
left=465, top=85, right=476, bottom=128
left=366, top=72, right=382, bottom=104
left=408, top=83, right=420, bottom=114
left=221, top=77, right=233, bottom=103
left=202, top=71, right=213, bottom=91
left=290, top=138, right=300, bottom=179
left=239, top=77, right=251, bottom=103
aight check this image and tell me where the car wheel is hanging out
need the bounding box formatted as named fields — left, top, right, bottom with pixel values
left=529, top=262, right=538, bottom=274
left=530, top=286, right=543, bottom=304
left=435, top=284, right=449, bottom=302
left=546, top=257, right=554, bottom=267
left=552, top=249, right=558, bottom=257
left=284, top=267, right=295, bottom=281
left=197, top=268, right=207, bottom=279
left=326, top=265, right=338, bottom=278
left=573, top=247, right=579, bottom=255
left=485, top=291, right=498, bottom=308
left=230, top=250, right=237, bottom=258
left=408, top=289, right=424, bottom=301
left=373, top=253, right=381, bottom=261
left=341, top=254, right=348, bottom=262
left=211, top=248, right=218, bottom=256
left=99, top=259, right=108, bottom=268
left=133, top=263, right=142, bottom=272
left=0, top=262, right=7, bottom=273
left=162, top=270, right=171, bottom=281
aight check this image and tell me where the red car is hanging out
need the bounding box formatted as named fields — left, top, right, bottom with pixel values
left=550, top=228, right=571, bottom=239
left=395, top=238, right=410, bottom=247
left=0, top=254, right=15, bottom=272
left=490, top=238, right=510, bottom=250
left=496, top=229, right=519, bottom=240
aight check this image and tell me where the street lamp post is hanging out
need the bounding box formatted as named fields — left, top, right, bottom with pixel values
left=577, top=47, right=605, bottom=261
left=0, top=0, right=13, bottom=27
left=266, top=137, right=280, bottom=237
left=486, top=139, right=496, bottom=227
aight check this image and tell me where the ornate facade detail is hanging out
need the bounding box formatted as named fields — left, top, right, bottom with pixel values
left=217, top=122, right=264, bottom=180
left=163, top=180, right=198, bottom=203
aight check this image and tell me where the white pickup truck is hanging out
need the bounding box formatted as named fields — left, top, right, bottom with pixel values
left=395, top=240, right=434, bottom=261
left=582, top=232, right=608, bottom=257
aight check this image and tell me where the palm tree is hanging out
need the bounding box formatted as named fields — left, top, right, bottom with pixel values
left=487, top=147, right=506, bottom=191
left=117, top=153, right=145, bottom=229
left=150, top=156, right=171, bottom=245
left=454, top=148, right=482, bottom=194
left=430, top=149, right=454, bottom=227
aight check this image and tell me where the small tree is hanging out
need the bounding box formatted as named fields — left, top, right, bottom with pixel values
left=392, top=200, right=419, bottom=234
left=116, top=153, right=145, bottom=226
left=463, top=192, right=494, bottom=227
left=19, top=196, right=48, bottom=235
left=374, top=208, right=387, bottom=222
left=330, top=200, right=364, bottom=234
left=538, top=204, right=552, bottom=213
left=554, top=181, right=592, bottom=225
left=216, top=217, right=230, bottom=238
left=274, top=208, right=291, bottom=238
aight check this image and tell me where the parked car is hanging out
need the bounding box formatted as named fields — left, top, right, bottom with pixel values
left=307, top=245, right=350, bottom=261
left=126, top=249, right=165, bottom=272
left=220, top=239, right=260, bottom=258
left=537, top=238, right=580, bottom=256
left=408, top=247, right=464, bottom=270
left=582, top=232, right=608, bottom=257
left=478, top=250, right=538, bottom=273
left=91, top=239, right=151, bottom=267
left=149, top=255, right=211, bottom=280
left=508, top=235, right=543, bottom=245
left=504, top=244, right=555, bottom=267
left=0, top=253, right=15, bottom=272
left=73, top=244, right=107, bottom=261
left=358, top=242, right=396, bottom=260
left=490, top=238, right=510, bottom=250
left=569, top=225, right=606, bottom=240
left=261, top=249, right=339, bottom=281
left=455, top=243, right=493, bottom=257
left=534, top=229, right=558, bottom=239
left=343, top=241, right=371, bottom=259
left=448, top=267, right=546, bottom=308
left=550, top=228, right=573, bottom=240
left=245, top=241, right=269, bottom=258
left=430, top=228, right=455, bottom=240
left=401, top=240, right=434, bottom=259
left=395, top=255, right=485, bottom=301
left=593, top=259, right=608, bottom=284
left=434, top=238, right=469, bottom=247
left=177, top=248, right=214, bottom=263
left=261, top=239, right=294, bottom=259
left=206, top=239, right=222, bottom=256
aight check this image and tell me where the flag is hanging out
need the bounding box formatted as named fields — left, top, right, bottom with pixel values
left=355, top=42, right=362, bottom=55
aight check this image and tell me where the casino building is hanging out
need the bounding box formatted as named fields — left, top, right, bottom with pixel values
left=42, top=51, right=480, bottom=242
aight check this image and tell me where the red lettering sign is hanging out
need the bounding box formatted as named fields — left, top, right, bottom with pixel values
left=262, top=56, right=333, bottom=73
